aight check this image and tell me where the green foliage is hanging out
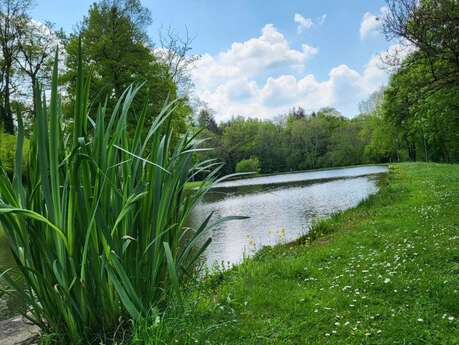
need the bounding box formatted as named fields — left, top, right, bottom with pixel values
left=0, top=131, right=29, bottom=174
left=380, top=0, right=459, bottom=163
left=136, top=163, right=459, bottom=344
left=63, top=0, right=190, bottom=136
left=283, top=112, right=344, bottom=170
left=381, top=52, right=459, bottom=162
left=196, top=108, right=388, bottom=176
left=235, top=157, right=260, bottom=173
left=0, top=51, right=232, bottom=344
left=323, top=119, right=366, bottom=167
left=220, top=117, right=261, bottom=172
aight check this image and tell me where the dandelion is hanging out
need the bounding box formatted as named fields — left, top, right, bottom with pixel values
left=384, top=278, right=391, bottom=284
left=417, top=318, right=424, bottom=322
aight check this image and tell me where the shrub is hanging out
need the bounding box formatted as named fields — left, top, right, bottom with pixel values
left=0, top=131, right=29, bottom=174
left=235, top=157, right=260, bottom=173
left=0, top=49, right=243, bottom=343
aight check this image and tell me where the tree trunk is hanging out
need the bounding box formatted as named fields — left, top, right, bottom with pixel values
left=408, top=143, right=417, bottom=161
left=31, top=75, right=37, bottom=116
left=2, top=69, right=15, bottom=134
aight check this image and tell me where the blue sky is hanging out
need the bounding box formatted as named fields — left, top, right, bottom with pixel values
left=31, top=0, right=396, bottom=120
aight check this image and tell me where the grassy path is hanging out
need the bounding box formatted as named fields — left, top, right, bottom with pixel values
left=135, top=163, right=458, bottom=345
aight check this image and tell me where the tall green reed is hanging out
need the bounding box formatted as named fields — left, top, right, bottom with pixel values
left=0, top=47, right=242, bottom=343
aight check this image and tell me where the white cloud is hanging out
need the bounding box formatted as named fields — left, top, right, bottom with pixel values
left=360, top=6, right=387, bottom=40
left=219, top=24, right=317, bottom=73
left=318, top=14, right=327, bottom=25
left=191, top=25, right=400, bottom=121
left=294, top=13, right=313, bottom=33
left=191, top=24, right=318, bottom=92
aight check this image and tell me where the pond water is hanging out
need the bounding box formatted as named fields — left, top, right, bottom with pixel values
left=189, top=165, right=388, bottom=267
left=0, top=165, right=387, bottom=319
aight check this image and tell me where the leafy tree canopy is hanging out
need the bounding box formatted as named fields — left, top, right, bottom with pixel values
left=63, top=0, right=190, bottom=134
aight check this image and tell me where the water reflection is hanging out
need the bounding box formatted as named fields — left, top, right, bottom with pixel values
left=215, top=165, right=388, bottom=188
left=190, top=166, right=387, bottom=267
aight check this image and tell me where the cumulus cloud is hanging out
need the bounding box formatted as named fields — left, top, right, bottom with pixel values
left=191, top=24, right=318, bottom=92
left=191, top=25, right=399, bottom=121
left=294, top=13, right=313, bottom=33
left=219, top=24, right=317, bottom=72
left=360, top=6, right=387, bottom=40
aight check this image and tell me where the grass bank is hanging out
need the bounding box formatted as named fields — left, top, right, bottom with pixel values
left=133, top=163, right=458, bottom=344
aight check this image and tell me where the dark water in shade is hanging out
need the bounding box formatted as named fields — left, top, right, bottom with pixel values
left=0, top=165, right=387, bottom=319
left=189, top=165, right=388, bottom=267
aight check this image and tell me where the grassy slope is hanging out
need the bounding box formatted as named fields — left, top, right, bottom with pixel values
left=136, top=163, right=458, bottom=345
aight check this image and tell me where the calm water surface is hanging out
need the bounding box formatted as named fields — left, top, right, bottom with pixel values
left=189, top=165, right=388, bottom=267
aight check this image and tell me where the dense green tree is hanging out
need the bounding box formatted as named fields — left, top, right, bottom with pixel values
left=220, top=117, right=261, bottom=173
left=197, top=108, right=220, bottom=134
left=283, top=109, right=345, bottom=170
left=382, top=58, right=459, bottom=162
left=254, top=121, right=284, bottom=172
left=360, top=112, right=405, bottom=163
left=324, top=119, right=365, bottom=166
left=63, top=0, right=190, bottom=134
left=380, top=0, right=459, bottom=162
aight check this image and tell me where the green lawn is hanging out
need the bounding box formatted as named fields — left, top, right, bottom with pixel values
left=132, top=163, right=459, bottom=344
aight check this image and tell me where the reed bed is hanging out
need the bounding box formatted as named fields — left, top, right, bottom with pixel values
left=0, top=48, right=239, bottom=343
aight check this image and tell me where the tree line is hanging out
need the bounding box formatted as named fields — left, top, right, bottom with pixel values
left=195, top=99, right=393, bottom=175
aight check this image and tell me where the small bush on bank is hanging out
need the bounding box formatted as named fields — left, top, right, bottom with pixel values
left=235, top=157, right=260, bottom=173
